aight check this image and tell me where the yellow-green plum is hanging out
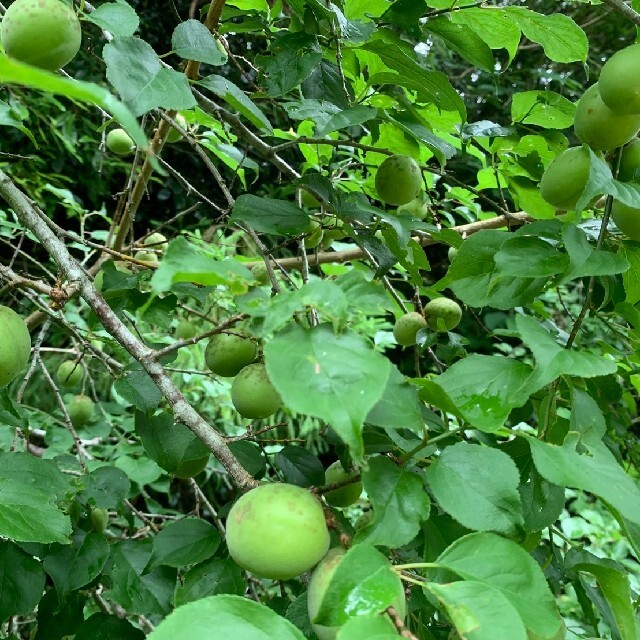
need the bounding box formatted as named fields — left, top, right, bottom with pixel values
left=251, top=263, right=270, bottom=285
left=1, top=0, right=81, bottom=70
left=447, top=246, right=458, bottom=261
left=619, top=138, right=640, bottom=181
left=175, top=320, right=196, bottom=340
left=166, top=114, right=188, bottom=143
left=0, top=305, right=31, bottom=388
left=56, top=360, right=83, bottom=388
left=375, top=155, right=423, bottom=206
left=424, top=298, right=462, bottom=332
left=90, top=507, right=109, bottom=533
left=133, top=250, right=159, bottom=266
left=397, top=196, right=430, bottom=220
left=599, top=43, right=640, bottom=114
left=226, top=483, right=330, bottom=580
left=143, top=232, right=168, bottom=252
left=323, top=461, right=362, bottom=508
left=611, top=201, right=640, bottom=241
left=67, top=394, right=94, bottom=427
left=574, top=84, right=640, bottom=150
left=539, top=147, right=591, bottom=211
left=393, top=312, right=427, bottom=347
left=205, top=332, right=257, bottom=377
left=106, top=128, right=135, bottom=156
left=231, top=363, right=281, bottom=420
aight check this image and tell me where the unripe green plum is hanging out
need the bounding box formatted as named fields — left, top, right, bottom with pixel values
left=323, top=461, right=362, bottom=508
left=56, top=360, right=83, bottom=388
left=144, top=232, right=168, bottom=252
left=0, top=305, right=31, bottom=388
left=306, top=220, right=324, bottom=249
left=67, top=394, right=94, bottom=427
left=231, top=363, right=281, bottom=419
left=397, top=196, right=429, bottom=220
left=539, top=147, right=591, bottom=211
left=134, top=250, right=159, bottom=266
left=375, top=155, right=423, bottom=206
left=611, top=201, right=640, bottom=240
left=619, top=138, right=640, bottom=181
left=90, top=507, right=109, bottom=533
left=106, top=128, right=135, bottom=156
left=599, top=43, right=640, bottom=114
left=1, top=0, right=81, bottom=71
left=424, top=298, right=462, bottom=332
left=251, top=263, right=270, bottom=285
left=175, top=320, right=196, bottom=340
left=574, top=84, right=640, bottom=150
left=307, top=547, right=406, bottom=640
left=226, top=483, right=330, bottom=580
left=393, top=312, right=427, bottom=346
left=447, top=246, right=458, bottom=261
left=166, top=114, right=188, bottom=143
left=205, top=333, right=258, bottom=377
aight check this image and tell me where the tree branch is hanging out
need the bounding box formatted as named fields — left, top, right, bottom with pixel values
left=600, top=0, right=640, bottom=24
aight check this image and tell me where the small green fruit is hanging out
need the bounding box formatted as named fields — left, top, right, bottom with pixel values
left=306, top=220, right=324, bottom=249
left=599, top=43, right=640, bottom=114
left=1, top=0, right=81, bottom=70
left=0, top=305, right=31, bottom=388
left=397, top=196, right=429, bottom=219
left=574, top=84, right=640, bottom=150
left=424, top=298, right=462, bottom=332
left=231, top=363, right=281, bottom=419
left=106, top=128, right=135, bottom=156
left=56, top=360, right=83, bottom=388
left=67, top=394, right=94, bottom=427
left=447, top=246, right=458, bottom=261
left=375, top=155, right=423, bottom=206
left=393, top=312, right=427, bottom=347
left=323, top=461, right=362, bottom=508
left=205, top=333, right=258, bottom=377
left=90, top=507, right=109, bottom=533
left=175, top=320, right=196, bottom=340
left=251, top=263, right=270, bottom=285
left=143, top=232, right=168, bottom=252
left=611, top=201, right=640, bottom=241
left=226, top=483, right=330, bottom=580
left=539, top=147, right=591, bottom=211
left=134, top=250, right=159, bottom=265
left=619, top=138, right=640, bottom=181
left=166, top=114, right=188, bottom=143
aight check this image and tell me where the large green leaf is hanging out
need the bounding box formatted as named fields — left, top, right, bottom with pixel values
left=84, top=1, right=140, bottom=37
left=172, top=20, right=227, bottom=65
left=450, top=8, right=521, bottom=61
left=426, top=442, right=524, bottom=536
left=175, top=559, right=247, bottom=606
left=148, top=594, right=305, bottom=640
left=230, top=195, right=309, bottom=235
left=0, top=542, right=45, bottom=623
left=265, top=324, right=390, bottom=461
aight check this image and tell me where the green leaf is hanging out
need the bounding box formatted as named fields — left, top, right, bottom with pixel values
left=104, top=539, right=176, bottom=616
left=564, top=549, right=636, bottom=640
left=426, top=442, right=523, bottom=535
left=147, top=594, right=306, bottom=640
left=172, top=21, right=227, bottom=65
left=199, top=75, right=272, bottom=133
left=262, top=49, right=323, bottom=96
left=84, top=1, right=140, bottom=37
left=103, top=37, right=197, bottom=116
left=355, top=456, right=430, bottom=548
left=0, top=541, right=45, bottom=623
left=175, top=559, right=247, bottom=606
left=504, top=7, right=588, bottom=63
left=79, top=466, right=131, bottom=510
left=114, top=365, right=162, bottom=411
left=147, top=519, right=220, bottom=571
left=265, top=324, right=391, bottom=462
left=42, top=533, right=110, bottom=598
left=451, top=8, right=521, bottom=61
left=150, top=237, right=253, bottom=293
left=302, top=60, right=353, bottom=109
left=75, top=613, right=145, bottom=640
left=315, top=105, right=377, bottom=137
left=274, top=446, right=325, bottom=488
left=619, top=242, right=640, bottom=304
left=425, top=581, right=527, bottom=640
left=0, top=452, right=69, bottom=500
left=336, top=615, right=399, bottom=639
left=227, top=441, right=266, bottom=479
left=436, top=533, right=563, bottom=639
left=494, top=236, right=570, bottom=277
left=230, top=195, right=309, bottom=235
left=519, top=467, right=565, bottom=532
left=511, top=91, right=575, bottom=129
left=315, top=545, right=404, bottom=627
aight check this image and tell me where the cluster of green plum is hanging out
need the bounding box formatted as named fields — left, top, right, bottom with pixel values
left=393, top=298, right=463, bottom=346
left=540, top=43, right=640, bottom=239
left=225, top=480, right=400, bottom=640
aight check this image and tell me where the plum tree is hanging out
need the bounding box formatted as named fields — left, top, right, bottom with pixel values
left=56, top=360, right=83, bottom=388
left=205, top=332, right=258, bottom=377
left=0, top=305, right=31, bottom=388
left=1, top=0, right=81, bottom=71
left=393, top=312, right=427, bottom=346
left=231, top=363, right=281, bottom=419
left=225, top=483, right=330, bottom=579
left=307, top=547, right=405, bottom=640
left=67, top=394, right=94, bottom=427
left=619, top=139, right=640, bottom=181
left=611, top=201, right=640, bottom=241
left=106, top=129, right=135, bottom=156
left=323, top=461, right=362, bottom=508
left=375, top=155, right=423, bottom=206
left=424, top=298, right=462, bottom=332
left=175, top=320, right=196, bottom=340
left=574, top=84, right=640, bottom=150
left=539, top=147, right=591, bottom=211
left=599, top=43, right=640, bottom=115
left=166, top=114, right=188, bottom=143
left=144, top=232, right=168, bottom=252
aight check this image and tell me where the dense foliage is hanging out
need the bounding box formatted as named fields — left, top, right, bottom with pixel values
left=0, top=0, right=639, bottom=639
